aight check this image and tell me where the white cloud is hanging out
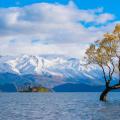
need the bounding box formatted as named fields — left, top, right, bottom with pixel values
left=0, top=1, right=117, bottom=57
left=96, top=13, right=115, bottom=24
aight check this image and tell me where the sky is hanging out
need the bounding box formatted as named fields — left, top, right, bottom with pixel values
left=0, top=0, right=120, bottom=58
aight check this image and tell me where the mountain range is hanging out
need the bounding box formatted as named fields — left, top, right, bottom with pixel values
left=0, top=54, right=115, bottom=92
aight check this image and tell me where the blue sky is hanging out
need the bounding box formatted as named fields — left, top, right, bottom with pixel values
left=0, top=0, right=119, bottom=20
left=0, top=0, right=119, bottom=16
left=0, top=0, right=119, bottom=57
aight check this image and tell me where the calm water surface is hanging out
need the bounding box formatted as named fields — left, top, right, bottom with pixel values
left=0, top=92, right=120, bottom=120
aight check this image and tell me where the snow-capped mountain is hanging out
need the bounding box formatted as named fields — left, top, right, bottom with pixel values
left=0, top=55, right=106, bottom=88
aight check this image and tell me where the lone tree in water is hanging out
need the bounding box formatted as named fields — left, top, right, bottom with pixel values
left=85, top=24, right=120, bottom=101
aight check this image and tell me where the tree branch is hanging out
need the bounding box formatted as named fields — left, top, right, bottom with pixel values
left=101, top=65, right=107, bottom=85
left=106, top=63, right=111, bottom=81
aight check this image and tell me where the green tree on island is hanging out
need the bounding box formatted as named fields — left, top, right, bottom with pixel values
left=85, top=24, right=120, bottom=101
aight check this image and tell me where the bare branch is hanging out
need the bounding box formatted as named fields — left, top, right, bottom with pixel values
left=101, top=65, right=107, bottom=83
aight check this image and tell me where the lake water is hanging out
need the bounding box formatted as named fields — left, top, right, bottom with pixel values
left=0, top=92, right=120, bottom=120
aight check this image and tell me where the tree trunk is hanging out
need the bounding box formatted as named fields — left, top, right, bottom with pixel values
left=100, top=88, right=111, bottom=101
left=100, top=84, right=120, bottom=101
left=119, top=57, right=120, bottom=84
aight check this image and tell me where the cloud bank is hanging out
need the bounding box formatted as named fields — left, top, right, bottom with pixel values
left=0, top=1, right=118, bottom=57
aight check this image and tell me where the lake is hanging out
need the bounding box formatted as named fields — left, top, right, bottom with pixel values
left=0, top=92, right=120, bottom=120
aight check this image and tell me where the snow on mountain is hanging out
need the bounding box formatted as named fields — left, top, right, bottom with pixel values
left=0, top=55, right=67, bottom=75
left=0, top=55, right=105, bottom=87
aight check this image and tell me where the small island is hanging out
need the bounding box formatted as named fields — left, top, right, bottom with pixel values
left=18, top=85, right=52, bottom=92
left=0, top=83, right=52, bottom=92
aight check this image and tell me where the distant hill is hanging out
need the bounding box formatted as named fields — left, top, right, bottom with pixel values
left=0, top=84, right=17, bottom=92
left=53, top=83, right=105, bottom=92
